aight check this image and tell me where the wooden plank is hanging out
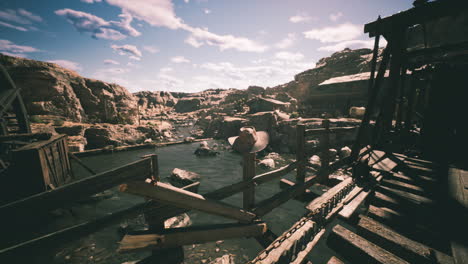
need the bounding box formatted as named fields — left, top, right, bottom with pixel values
left=0, top=158, right=152, bottom=217
left=296, top=124, right=306, bottom=183
left=290, top=229, right=326, bottom=264
left=69, top=152, right=97, bottom=175
left=118, top=222, right=267, bottom=253
left=0, top=133, right=51, bottom=142
left=305, top=126, right=357, bottom=137
left=381, top=178, right=427, bottom=197
left=327, top=256, right=345, bottom=264
left=357, top=215, right=452, bottom=264
left=243, top=152, right=256, bottom=210
left=13, top=134, right=67, bottom=151
left=339, top=189, right=372, bottom=220
left=377, top=186, right=434, bottom=206
left=327, top=224, right=409, bottom=264
left=317, top=119, right=330, bottom=183
left=306, top=177, right=353, bottom=211
left=121, top=181, right=256, bottom=223
left=253, top=176, right=317, bottom=217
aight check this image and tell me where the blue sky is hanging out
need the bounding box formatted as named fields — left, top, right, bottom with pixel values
left=0, top=0, right=411, bottom=93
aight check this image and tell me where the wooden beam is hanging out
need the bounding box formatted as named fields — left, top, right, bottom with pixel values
left=296, top=124, right=306, bottom=183
left=69, top=152, right=97, bottom=175
left=306, top=177, right=353, bottom=211
left=118, top=222, right=267, bottom=253
left=121, top=181, right=256, bottom=223
left=243, top=152, right=256, bottom=210
left=253, top=176, right=317, bottom=217
left=364, top=1, right=468, bottom=37
left=327, top=256, right=345, bottom=264
left=327, top=225, right=409, bottom=264
left=0, top=158, right=151, bottom=218
left=304, top=126, right=357, bottom=137
left=339, top=189, right=372, bottom=221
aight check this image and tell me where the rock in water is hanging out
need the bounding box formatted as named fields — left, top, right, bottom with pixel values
left=169, top=168, right=201, bottom=187
left=209, top=254, right=235, bottom=264
left=194, top=141, right=219, bottom=157
left=309, top=155, right=321, bottom=169
left=258, top=158, right=275, bottom=169
left=164, top=213, right=192, bottom=228
left=340, top=146, right=352, bottom=158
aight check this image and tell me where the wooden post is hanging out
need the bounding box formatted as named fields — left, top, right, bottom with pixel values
left=318, top=119, right=330, bottom=183
left=296, top=124, right=306, bottom=184
left=243, top=152, right=256, bottom=210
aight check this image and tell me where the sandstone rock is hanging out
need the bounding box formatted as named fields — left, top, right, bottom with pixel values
left=340, top=146, right=352, bottom=158
left=309, top=155, right=321, bottom=169
left=209, top=255, right=235, bottom=264
left=169, top=168, right=201, bottom=187
left=164, top=213, right=192, bottom=228
left=216, top=116, right=248, bottom=139
left=258, top=158, right=275, bottom=169
left=184, top=137, right=195, bottom=142
left=55, top=125, right=85, bottom=136
left=84, top=127, right=118, bottom=149
left=246, top=85, right=265, bottom=95
left=174, top=98, right=202, bottom=113
left=264, top=152, right=285, bottom=162
left=248, top=111, right=277, bottom=132
left=194, top=141, right=219, bottom=157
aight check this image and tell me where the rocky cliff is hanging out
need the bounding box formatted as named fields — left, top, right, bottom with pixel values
left=0, top=53, right=137, bottom=124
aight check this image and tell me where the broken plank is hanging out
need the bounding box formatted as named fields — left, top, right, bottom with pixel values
left=118, top=222, right=267, bottom=253
left=327, top=224, right=409, bottom=264
left=121, top=181, right=256, bottom=223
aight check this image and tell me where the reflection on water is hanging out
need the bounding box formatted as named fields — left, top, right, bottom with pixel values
left=49, top=140, right=312, bottom=264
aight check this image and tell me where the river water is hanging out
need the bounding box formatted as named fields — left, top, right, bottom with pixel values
left=45, top=140, right=347, bottom=264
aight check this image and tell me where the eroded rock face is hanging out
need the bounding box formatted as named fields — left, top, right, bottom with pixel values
left=0, top=54, right=137, bottom=123
left=209, top=254, right=235, bottom=264
left=174, top=97, right=202, bottom=113
left=134, top=91, right=177, bottom=118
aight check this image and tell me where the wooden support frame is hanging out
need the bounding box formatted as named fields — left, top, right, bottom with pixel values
left=118, top=222, right=267, bottom=253
left=0, top=158, right=152, bottom=218
left=317, top=119, right=331, bottom=183
left=121, top=181, right=257, bottom=223
left=296, top=124, right=306, bottom=183
left=243, top=152, right=256, bottom=210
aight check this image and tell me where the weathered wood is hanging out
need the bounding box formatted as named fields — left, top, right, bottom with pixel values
left=118, top=222, right=267, bottom=253
left=317, top=119, right=330, bottom=183
left=339, top=189, right=372, bottom=220
left=150, top=154, right=160, bottom=181
left=254, top=175, right=317, bottom=217
left=357, top=215, right=451, bottom=264
left=327, top=224, right=409, bottom=264
left=0, top=158, right=151, bottom=217
left=304, top=126, right=357, bottom=137
left=254, top=228, right=278, bottom=249
left=0, top=133, right=51, bottom=142
left=279, top=178, right=319, bottom=202
left=381, top=178, right=427, bottom=197
left=306, top=177, right=354, bottom=211
left=243, top=152, right=256, bottom=210
left=121, top=181, right=256, bottom=223
left=296, top=124, right=306, bottom=183
left=327, top=256, right=345, bottom=264
left=204, top=162, right=297, bottom=201
left=377, top=186, right=434, bottom=206
left=290, top=229, right=326, bottom=264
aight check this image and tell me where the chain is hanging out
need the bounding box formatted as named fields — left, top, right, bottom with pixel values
left=249, top=178, right=357, bottom=264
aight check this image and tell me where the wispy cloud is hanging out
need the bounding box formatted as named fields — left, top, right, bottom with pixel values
left=105, top=0, right=268, bottom=52
left=0, top=8, right=43, bottom=25
left=103, top=59, right=120, bottom=65
left=289, top=13, right=316, bottom=23
left=143, top=45, right=159, bottom=54
left=171, top=56, right=190, bottom=63
left=329, top=12, right=343, bottom=22
left=111, top=44, right=142, bottom=59
left=0, top=39, right=39, bottom=57
left=47, top=60, right=82, bottom=72
left=0, top=21, right=28, bottom=31
left=275, top=51, right=304, bottom=61
left=55, top=9, right=140, bottom=40
left=204, top=9, right=211, bottom=14
left=304, top=23, right=362, bottom=43
left=275, top=33, right=296, bottom=49
left=318, top=39, right=386, bottom=52
left=81, top=0, right=102, bottom=3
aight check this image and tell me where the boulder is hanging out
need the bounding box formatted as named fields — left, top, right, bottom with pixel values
left=209, top=255, right=235, bottom=264
left=248, top=111, right=277, bottom=132
left=164, top=213, right=192, bottom=228
left=340, top=146, right=352, bottom=158
left=246, top=85, right=265, bottom=95
left=309, top=155, right=321, bottom=169
left=184, top=137, right=195, bottom=143
left=349, top=106, right=366, bottom=118
left=84, top=127, right=118, bottom=149
left=194, top=141, right=219, bottom=157
left=174, top=98, right=202, bottom=113
left=264, top=152, right=285, bottom=162
left=258, top=158, right=275, bottom=169
left=216, top=116, right=248, bottom=139
left=55, top=125, right=85, bottom=136
left=169, top=168, right=201, bottom=187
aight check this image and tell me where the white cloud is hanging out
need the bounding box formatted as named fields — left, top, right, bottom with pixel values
left=171, top=56, right=190, bottom=63
left=104, top=59, right=120, bottom=65
left=0, top=39, right=39, bottom=56
left=81, top=0, right=102, bottom=3
left=143, top=45, right=159, bottom=54
left=55, top=9, right=140, bottom=40
left=141, top=67, right=184, bottom=91
left=105, top=0, right=268, bottom=53
left=0, top=8, right=43, bottom=25
left=304, top=23, right=362, bottom=43
left=289, top=13, right=315, bottom=23
left=204, top=9, right=211, bottom=14
left=0, top=21, right=27, bottom=31
left=111, top=44, right=142, bottom=58
left=47, top=60, right=82, bottom=72
left=329, top=12, right=343, bottom=22
left=129, top=55, right=141, bottom=61
left=317, top=39, right=374, bottom=52
left=275, top=33, right=296, bottom=49
left=160, top=67, right=173, bottom=73
left=275, top=51, right=304, bottom=61
left=184, top=0, right=189, bottom=3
